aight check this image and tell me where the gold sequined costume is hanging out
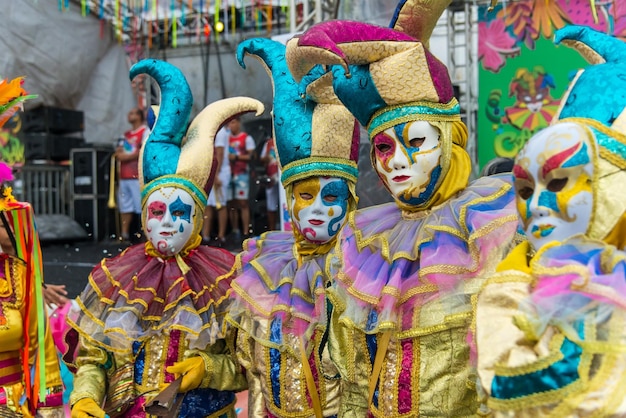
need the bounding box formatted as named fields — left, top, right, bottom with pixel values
left=65, top=61, right=264, bottom=418
left=476, top=25, right=626, bottom=417
left=285, top=0, right=522, bottom=415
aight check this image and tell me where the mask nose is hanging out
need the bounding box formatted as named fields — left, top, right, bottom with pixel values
left=161, top=210, right=174, bottom=226
left=390, top=146, right=408, bottom=170
left=528, top=191, right=551, bottom=218
left=310, top=195, right=324, bottom=215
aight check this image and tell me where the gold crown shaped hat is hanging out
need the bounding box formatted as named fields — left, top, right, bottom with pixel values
left=284, top=0, right=473, bottom=210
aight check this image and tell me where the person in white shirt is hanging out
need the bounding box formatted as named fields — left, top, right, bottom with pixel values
left=202, top=126, right=231, bottom=246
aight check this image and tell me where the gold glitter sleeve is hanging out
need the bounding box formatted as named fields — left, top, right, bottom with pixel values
left=191, top=330, right=248, bottom=392
left=69, top=336, right=109, bottom=406
left=327, top=301, right=369, bottom=417
left=235, top=328, right=265, bottom=417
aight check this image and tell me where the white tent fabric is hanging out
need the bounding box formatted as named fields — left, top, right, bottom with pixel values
left=0, top=1, right=136, bottom=144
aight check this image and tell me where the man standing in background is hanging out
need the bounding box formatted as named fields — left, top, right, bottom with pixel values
left=115, top=107, right=149, bottom=242
left=203, top=126, right=231, bottom=247
left=259, top=136, right=279, bottom=231
left=227, top=117, right=256, bottom=239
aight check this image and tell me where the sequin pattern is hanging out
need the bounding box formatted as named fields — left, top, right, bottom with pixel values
left=269, top=318, right=282, bottom=408
left=179, top=388, right=236, bottom=418
left=398, top=339, right=413, bottom=414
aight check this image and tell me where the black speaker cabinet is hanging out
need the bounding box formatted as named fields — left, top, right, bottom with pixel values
left=23, top=133, right=84, bottom=161
left=72, top=197, right=108, bottom=241
left=23, top=106, right=84, bottom=134
left=71, top=148, right=112, bottom=196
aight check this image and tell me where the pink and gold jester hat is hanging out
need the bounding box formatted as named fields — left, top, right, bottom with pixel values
left=286, top=0, right=471, bottom=211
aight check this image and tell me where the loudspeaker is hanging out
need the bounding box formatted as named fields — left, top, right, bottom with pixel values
left=71, top=148, right=112, bottom=196
left=23, top=133, right=85, bottom=161
left=22, top=106, right=84, bottom=134
left=72, top=197, right=108, bottom=241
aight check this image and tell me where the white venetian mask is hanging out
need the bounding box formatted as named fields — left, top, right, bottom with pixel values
left=291, top=176, right=350, bottom=244
left=372, top=120, right=442, bottom=206
left=514, top=122, right=594, bottom=251
left=144, top=187, right=196, bottom=256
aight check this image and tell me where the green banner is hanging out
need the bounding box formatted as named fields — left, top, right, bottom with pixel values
left=477, top=1, right=626, bottom=168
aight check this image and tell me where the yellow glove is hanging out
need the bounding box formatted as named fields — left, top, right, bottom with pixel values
left=166, top=356, right=206, bottom=393
left=71, top=398, right=108, bottom=418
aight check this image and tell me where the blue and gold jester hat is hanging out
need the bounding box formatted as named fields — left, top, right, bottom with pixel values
left=237, top=38, right=360, bottom=190
left=549, top=25, right=626, bottom=248
left=285, top=0, right=472, bottom=211
left=130, top=59, right=264, bottom=213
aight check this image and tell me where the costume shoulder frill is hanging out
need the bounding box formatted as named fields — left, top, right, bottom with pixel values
left=226, top=231, right=329, bottom=351
left=329, top=174, right=520, bottom=337
left=484, top=236, right=626, bottom=416
left=66, top=243, right=235, bottom=358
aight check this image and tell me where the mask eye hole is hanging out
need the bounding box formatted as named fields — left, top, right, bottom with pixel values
left=151, top=209, right=164, bottom=216
left=299, top=192, right=313, bottom=200
left=547, top=178, right=568, bottom=192
left=375, top=143, right=391, bottom=153
left=323, top=194, right=337, bottom=203
left=517, top=187, right=534, bottom=200
left=409, top=137, right=425, bottom=148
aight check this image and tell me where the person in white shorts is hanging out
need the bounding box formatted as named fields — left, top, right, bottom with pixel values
left=260, top=137, right=279, bottom=230
left=203, top=126, right=231, bottom=246
left=227, top=118, right=256, bottom=238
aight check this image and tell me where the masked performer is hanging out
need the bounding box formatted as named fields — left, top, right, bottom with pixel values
left=0, top=77, right=63, bottom=418
left=66, top=60, right=264, bottom=418
left=0, top=165, right=64, bottom=418
left=476, top=25, right=626, bottom=417
left=285, top=1, right=522, bottom=416
left=221, top=38, right=357, bottom=418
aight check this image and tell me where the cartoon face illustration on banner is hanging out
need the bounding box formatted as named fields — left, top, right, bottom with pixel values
left=513, top=122, right=594, bottom=250
left=372, top=120, right=442, bottom=206
left=144, top=186, right=196, bottom=256
left=291, top=176, right=350, bottom=244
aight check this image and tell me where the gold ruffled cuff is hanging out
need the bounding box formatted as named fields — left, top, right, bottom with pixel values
left=196, top=351, right=214, bottom=389
left=69, top=364, right=106, bottom=406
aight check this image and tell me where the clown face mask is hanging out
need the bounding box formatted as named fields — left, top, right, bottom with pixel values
left=372, top=120, right=442, bottom=206
left=291, top=176, right=350, bottom=244
left=144, top=187, right=196, bottom=256
left=514, top=122, right=595, bottom=250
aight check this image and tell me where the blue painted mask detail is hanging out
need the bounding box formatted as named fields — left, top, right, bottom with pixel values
left=169, top=196, right=192, bottom=224
left=322, top=179, right=350, bottom=237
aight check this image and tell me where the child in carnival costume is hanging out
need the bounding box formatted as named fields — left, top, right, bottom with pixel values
left=476, top=25, right=626, bottom=417
left=198, top=37, right=359, bottom=418
left=285, top=0, right=521, bottom=415
left=0, top=77, right=64, bottom=418
left=65, top=60, right=264, bottom=418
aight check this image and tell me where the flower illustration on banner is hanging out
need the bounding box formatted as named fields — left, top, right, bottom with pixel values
left=478, top=19, right=520, bottom=72
left=498, top=0, right=568, bottom=47
left=558, top=0, right=609, bottom=32
left=610, top=0, right=626, bottom=38
left=498, top=1, right=538, bottom=47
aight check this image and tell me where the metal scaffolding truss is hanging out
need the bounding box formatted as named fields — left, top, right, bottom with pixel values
left=288, top=0, right=339, bottom=32
left=446, top=0, right=495, bottom=172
